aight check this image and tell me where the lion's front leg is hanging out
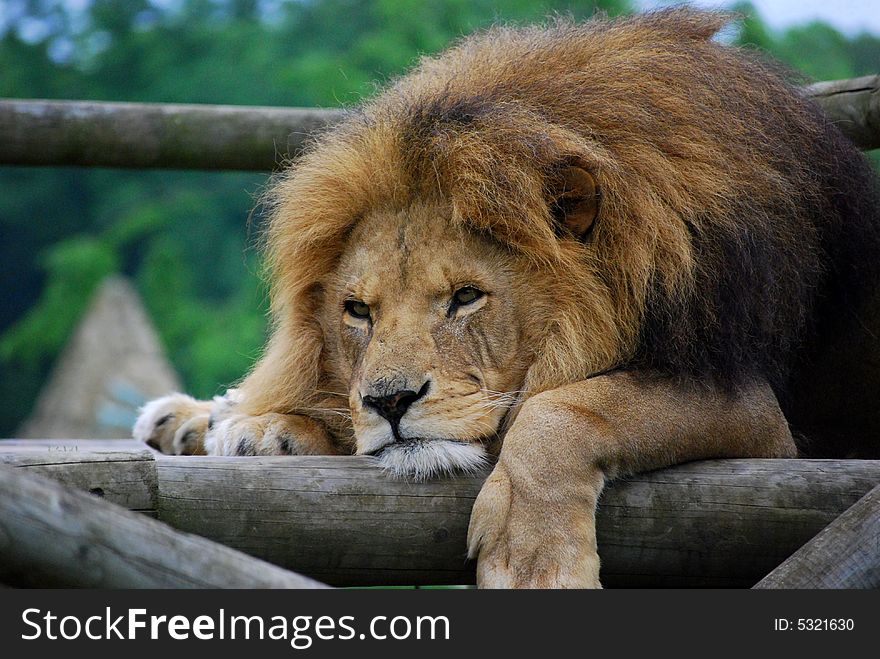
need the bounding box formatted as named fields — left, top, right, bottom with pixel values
left=468, top=458, right=604, bottom=588
left=467, top=372, right=797, bottom=588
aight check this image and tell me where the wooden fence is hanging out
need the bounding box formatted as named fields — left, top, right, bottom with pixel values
left=1, top=74, right=880, bottom=588
left=0, top=75, right=877, bottom=171
left=1, top=440, right=879, bottom=588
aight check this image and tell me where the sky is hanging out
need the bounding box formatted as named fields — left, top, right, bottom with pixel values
left=2, top=1, right=879, bottom=41
left=641, top=1, right=880, bottom=35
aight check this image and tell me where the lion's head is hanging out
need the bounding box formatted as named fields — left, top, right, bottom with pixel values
left=237, top=10, right=833, bottom=478
left=321, top=140, right=610, bottom=475
left=243, top=130, right=614, bottom=479
left=326, top=201, right=529, bottom=477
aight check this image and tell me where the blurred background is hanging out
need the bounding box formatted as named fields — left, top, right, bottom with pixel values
left=1, top=0, right=879, bottom=437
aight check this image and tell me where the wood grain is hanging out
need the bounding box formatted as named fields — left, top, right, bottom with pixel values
left=3, top=441, right=878, bottom=587
left=154, top=455, right=880, bottom=587
left=807, top=74, right=880, bottom=150
left=0, top=76, right=875, bottom=173
left=0, top=99, right=344, bottom=170
left=0, top=439, right=157, bottom=514
left=753, top=485, right=880, bottom=589
left=0, top=462, right=327, bottom=588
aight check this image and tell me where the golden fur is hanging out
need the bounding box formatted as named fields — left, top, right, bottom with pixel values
left=241, top=9, right=852, bottom=424
left=135, top=9, right=880, bottom=586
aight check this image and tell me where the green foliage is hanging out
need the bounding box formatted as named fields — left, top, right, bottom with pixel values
left=734, top=2, right=880, bottom=80
left=0, top=0, right=877, bottom=434
left=732, top=1, right=775, bottom=52
left=0, top=237, right=118, bottom=365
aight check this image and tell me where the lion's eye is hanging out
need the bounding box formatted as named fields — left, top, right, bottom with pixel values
left=452, top=286, right=484, bottom=307
left=344, top=299, right=371, bottom=320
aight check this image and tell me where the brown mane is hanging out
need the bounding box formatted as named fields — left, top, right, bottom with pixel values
left=241, top=8, right=880, bottom=448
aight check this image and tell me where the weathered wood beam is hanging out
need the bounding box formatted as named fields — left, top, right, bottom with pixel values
left=753, top=485, right=880, bottom=589
left=154, top=455, right=880, bottom=587
left=806, top=74, right=880, bottom=151
left=3, top=441, right=878, bottom=587
left=0, top=440, right=158, bottom=515
left=0, top=99, right=345, bottom=170
left=0, top=462, right=328, bottom=588
left=0, top=75, right=876, bottom=172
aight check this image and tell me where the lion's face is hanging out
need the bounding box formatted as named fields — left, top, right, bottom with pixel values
left=322, top=201, right=529, bottom=478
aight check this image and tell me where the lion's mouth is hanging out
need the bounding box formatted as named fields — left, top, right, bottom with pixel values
left=368, top=438, right=492, bottom=481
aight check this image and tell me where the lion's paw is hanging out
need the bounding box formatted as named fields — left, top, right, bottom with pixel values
left=467, top=462, right=602, bottom=589
left=205, top=412, right=335, bottom=456
left=133, top=393, right=212, bottom=455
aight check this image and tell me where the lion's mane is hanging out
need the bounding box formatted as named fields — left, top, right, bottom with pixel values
left=241, top=9, right=880, bottom=455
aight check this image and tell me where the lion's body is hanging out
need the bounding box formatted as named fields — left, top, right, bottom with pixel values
left=135, top=9, right=880, bottom=586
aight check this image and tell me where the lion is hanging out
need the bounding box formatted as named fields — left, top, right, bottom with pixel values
left=134, top=9, right=880, bottom=588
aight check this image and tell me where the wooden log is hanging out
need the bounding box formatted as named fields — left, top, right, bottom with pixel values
left=753, top=485, right=880, bottom=589
left=598, top=459, right=880, bottom=587
left=0, top=440, right=157, bottom=514
left=2, top=441, right=878, bottom=587
left=155, top=454, right=483, bottom=587
left=0, top=99, right=344, bottom=170
left=807, top=74, right=880, bottom=150
left=0, top=462, right=328, bottom=588
left=153, top=455, right=880, bottom=587
left=0, top=75, right=876, bottom=172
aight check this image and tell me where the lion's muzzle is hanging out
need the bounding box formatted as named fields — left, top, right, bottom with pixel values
left=361, top=380, right=430, bottom=432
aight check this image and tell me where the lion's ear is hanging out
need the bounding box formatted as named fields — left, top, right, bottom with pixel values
left=549, top=164, right=600, bottom=240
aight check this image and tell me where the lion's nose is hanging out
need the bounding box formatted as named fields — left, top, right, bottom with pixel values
left=362, top=381, right=429, bottom=426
